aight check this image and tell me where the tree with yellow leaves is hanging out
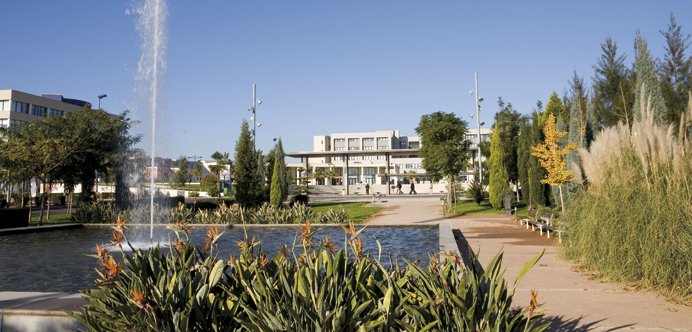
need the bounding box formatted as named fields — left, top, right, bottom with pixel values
left=531, top=113, right=577, bottom=214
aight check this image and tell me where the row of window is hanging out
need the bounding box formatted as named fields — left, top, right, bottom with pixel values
left=333, top=137, right=392, bottom=150
left=0, top=118, right=27, bottom=131
left=0, top=100, right=65, bottom=117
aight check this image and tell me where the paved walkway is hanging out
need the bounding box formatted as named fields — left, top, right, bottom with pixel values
left=365, top=197, right=692, bottom=331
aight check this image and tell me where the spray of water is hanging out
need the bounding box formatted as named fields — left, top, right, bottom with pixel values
left=135, top=0, right=167, bottom=241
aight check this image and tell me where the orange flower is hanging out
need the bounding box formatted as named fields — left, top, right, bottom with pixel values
left=111, top=229, right=124, bottom=248
left=528, top=289, right=539, bottom=318
left=227, top=254, right=235, bottom=267
left=131, top=290, right=145, bottom=307
left=173, top=239, right=185, bottom=251
left=323, top=236, right=336, bottom=254
left=94, top=243, right=108, bottom=262
left=203, top=227, right=220, bottom=253
left=102, top=256, right=122, bottom=280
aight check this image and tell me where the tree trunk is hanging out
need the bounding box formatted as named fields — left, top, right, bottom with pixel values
left=559, top=185, right=565, bottom=215
left=515, top=180, right=520, bottom=202
left=447, top=174, right=454, bottom=214
left=38, top=181, right=46, bottom=226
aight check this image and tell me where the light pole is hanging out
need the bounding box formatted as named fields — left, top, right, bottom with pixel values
left=473, top=73, right=483, bottom=186
left=97, top=94, right=107, bottom=109
left=248, top=84, right=262, bottom=151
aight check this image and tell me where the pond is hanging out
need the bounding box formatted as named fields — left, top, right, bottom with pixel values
left=0, top=225, right=438, bottom=293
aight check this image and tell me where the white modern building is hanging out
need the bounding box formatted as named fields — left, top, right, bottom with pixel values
left=286, top=128, right=491, bottom=195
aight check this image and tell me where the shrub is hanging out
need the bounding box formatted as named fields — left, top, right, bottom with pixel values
left=465, top=178, right=484, bottom=205
left=563, top=96, right=692, bottom=301
left=72, top=222, right=548, bottom=331
left=72, top=202, right=116, bottom=224
left=188, top=191, right=199, bottom=197
left=49, top=194, right=66, bottom=206
left=315, top=209, right=349, bottom=224
left=0, top=198, right=7, bottom=209
left=290, top=193, right=309, bottom=206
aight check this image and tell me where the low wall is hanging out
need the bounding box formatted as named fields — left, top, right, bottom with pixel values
left=0, top=208, right=29, bottom=229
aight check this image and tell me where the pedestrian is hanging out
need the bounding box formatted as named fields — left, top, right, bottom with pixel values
left=409, top=182, right=417, bottom=195
left=365, top=183, right=370, bottom=195
left=396, top=181, right=403, bottom=195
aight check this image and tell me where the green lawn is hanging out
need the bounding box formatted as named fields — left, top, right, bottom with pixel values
left=453, top=200, right=500, bottom=216
left=453, top=200, right=531, bottom=216
left=309, top=202, right=382, bottom=223
left=30, top=213, right=73, bottom=225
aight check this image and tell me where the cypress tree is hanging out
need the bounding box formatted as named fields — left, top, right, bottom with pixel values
left=633, top=33, right=668, bottom=123
left=488, top=129, right=509, bottom=209
left=233, top=120, right=263, bottom=206
left=493, top=98, right=521, bottom=200
left=659, top=13, right=691, bottom=126
left=593, top=37, right=634, bottom=128
left=270, top=139, right=288, bottom=207
left=516, top=116, right=531, bottom=203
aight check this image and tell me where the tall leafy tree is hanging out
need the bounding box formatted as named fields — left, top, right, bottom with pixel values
left=270, top=139, right=289, bottom=207
left=531, top=114, right=577, bottom=214
left=528, top=111, right=550, bottom=207
left=493, top=97, right=521, bottom=200
left=660, top=13, right=692, bottom=126
left=415, top=111, right=470, bottom=208
left=633, top=33, right=668, bottom=124
left=544, top=92, right=568, bottom=125
left=488, top=129, right=509, bottom=209
left=233, top=120, right=264, bottom=206
left=592, top=37, right=634, bottom=128
left=174, top=157, right=189, bottom=188
left=516, top=116, right=531, bottom=202
left=209, top=151, right=231, bottom=196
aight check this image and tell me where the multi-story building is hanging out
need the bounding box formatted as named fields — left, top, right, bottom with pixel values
left=286, top=128, right=491, bottom=195
left=0, top=89, right=91, bottom=131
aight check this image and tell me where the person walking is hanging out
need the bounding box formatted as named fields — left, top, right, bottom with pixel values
left=409, top=182, right=417, bottom=195
left=396, top=181, right=403, bottom=195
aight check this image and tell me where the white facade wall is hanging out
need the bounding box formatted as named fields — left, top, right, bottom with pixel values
left=288, top=128, right=491, bottom=194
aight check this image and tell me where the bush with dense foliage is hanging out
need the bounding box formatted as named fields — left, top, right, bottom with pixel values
left=563, top=94, right=692, bottom=302
left=72, top=220, right=548, bottom=331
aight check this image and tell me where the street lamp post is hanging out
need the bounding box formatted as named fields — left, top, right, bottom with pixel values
left=98, top=94, right=107, bottom=109
left=473, top=73, right=483, bottom=186
left=248, top=84, right=262, bottom=152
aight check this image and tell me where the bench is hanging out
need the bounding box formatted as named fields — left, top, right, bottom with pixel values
left=520, top=208, right=538, bottom=229
left=540, top=212, right=567, bottom=243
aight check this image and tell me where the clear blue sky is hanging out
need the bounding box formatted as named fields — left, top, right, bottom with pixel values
left=2, top=1, right=690, bottom=160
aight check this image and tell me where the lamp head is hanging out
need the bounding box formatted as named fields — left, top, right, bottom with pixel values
left=98, top=94, right=107, bottom=99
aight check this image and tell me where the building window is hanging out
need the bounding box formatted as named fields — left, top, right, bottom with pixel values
left=334, top=147, right=345, bottom=151
left=31, top=105, right=47, bottom=117
left=348, top=138, right=360, bottom=150
left=0, top=119, right=8, bottom=128
left=377, top=137, right=390, bottom=150
left=0, top=100, right=10, bottom=111
left=363, top=167, right=376, bottom=184
left=348, top=155, right=361, bottom=160
left=48, top=108, right=64, bottom=117
left=9, top=119, right=25, bottom=131
left=12, top=101, right=30, bottom=114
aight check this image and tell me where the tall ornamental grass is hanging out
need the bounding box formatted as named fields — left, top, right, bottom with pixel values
left=564, top=91, right=692, bottom=302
